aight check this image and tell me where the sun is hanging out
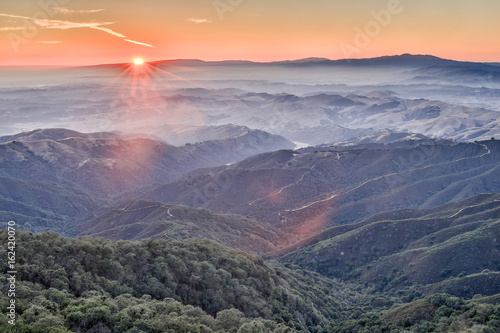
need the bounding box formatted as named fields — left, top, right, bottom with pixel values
left=134, top=58, right=144, bottom=65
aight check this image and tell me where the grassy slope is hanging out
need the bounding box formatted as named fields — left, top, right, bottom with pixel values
left=76, top=199, right=284, bottom=255
left=0, top=176, right=101, bottom=234
left=281, top=194, right=500, bottom=296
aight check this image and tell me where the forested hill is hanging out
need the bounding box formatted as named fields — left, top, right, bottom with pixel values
left=0, top=230, right=360, bottom=332
left=1, top=231, right=500, bottom=332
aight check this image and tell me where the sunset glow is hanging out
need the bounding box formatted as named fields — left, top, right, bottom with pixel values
left=1, top=1, right=499, bottom=66
left=134, top=58, right=144, bottom=65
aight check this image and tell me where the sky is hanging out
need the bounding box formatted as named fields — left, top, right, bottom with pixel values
left=0, top=0, right=499, bottom=66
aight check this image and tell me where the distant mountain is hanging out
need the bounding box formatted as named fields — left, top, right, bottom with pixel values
left=77, top=199, right=283, bottom=255
left=315, top=131, right=444, bottom=148
left=125, top=90, right=499, bottom=144
left=0, top=128, right=166, bottom=143
left=276, top=54, right=460, bottom=67
left=3, top=65, right=499, bottom=144
left=274, top=57, right=332, bottom=64
left=146, top=54, right=500, bottom=68
left=133, top=124, right=255, bottom=146
left=0, top=128, right=107, bottom=143
left=411, top=66, right=500, bottom=85
left=286, top=129, right=448, bottom=148
left=280, top=193, right=500, bottom=297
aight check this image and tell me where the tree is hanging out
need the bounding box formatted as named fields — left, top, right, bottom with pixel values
left=215, top=308, right=245, bottom=332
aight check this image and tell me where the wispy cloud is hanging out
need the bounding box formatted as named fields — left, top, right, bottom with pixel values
left=124, top=39, right=154, bottom=47
left=39, top=41, right=62, bottom=44
left=0, top=27, right=24, bottom=31
left=0, top=12, right=153, bottom=47
left=56, top=7, right=105, bottom=14
left=187, top=18, right=212, bottom=24
left=90, top=25, right=126, bottom=38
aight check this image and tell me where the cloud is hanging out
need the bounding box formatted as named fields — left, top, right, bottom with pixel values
left=0, top=12, right=116, bottom=31
left=89, top=25, right=126, bottom=38
left=56, top=8, right=105, bottom=14
left=39, top=41, right=62, bottom=44
left=0, top=12, right=153, bottom=47
left=124, top=39, right=154, bottom=48
left=187, top=18, right=212, bottom=24
left=0, top=27, right=25, bottom=31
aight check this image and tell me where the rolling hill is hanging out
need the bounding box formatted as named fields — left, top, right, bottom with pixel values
left=0, top=128, right=293, bottom=198
left=137, top=139, right=500, bottom=247
left=76, top=199, right=283, bottom=255
left=0, top=230, right=373, bottom=332
left=280, top=193, right=500, bottom=297
left=0, top=176, right=100, bottom=233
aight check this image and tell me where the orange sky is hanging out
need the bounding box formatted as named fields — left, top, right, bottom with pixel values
left=0, top=0, right=499, bottom=66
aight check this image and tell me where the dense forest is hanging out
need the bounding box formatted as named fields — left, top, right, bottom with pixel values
left=1, top=230, right=500, bottom=332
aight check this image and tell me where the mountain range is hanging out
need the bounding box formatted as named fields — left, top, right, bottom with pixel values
left=2, top=54, right=500, bottom=142
left=137, top=139, right=500, bottom=244
left=0, top=128, right=293, bottom=232
left=1, top=54, right=500, bottom=332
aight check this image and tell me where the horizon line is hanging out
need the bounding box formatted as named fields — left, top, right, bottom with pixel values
left=1, top=53, right=499, bottom=68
